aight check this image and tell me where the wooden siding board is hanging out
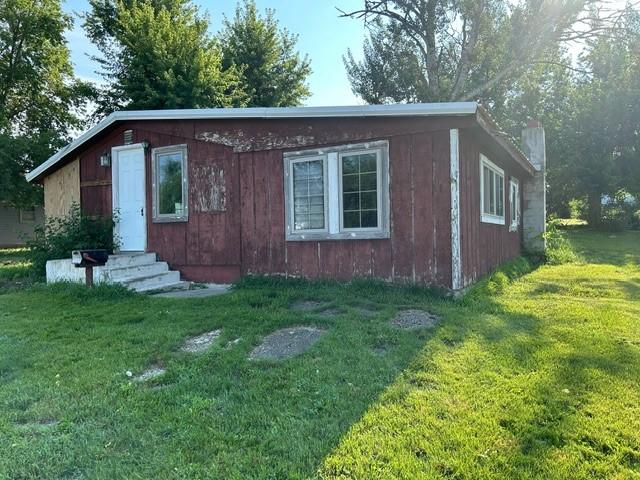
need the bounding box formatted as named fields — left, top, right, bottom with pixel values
left=411, top=132, right=435, bottom=283
left=389, top=135, right=414, bottom=281
left=432, top=130, right=452, bottom=287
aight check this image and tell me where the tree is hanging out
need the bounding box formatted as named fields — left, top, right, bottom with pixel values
left=341, top=0, right=630, bottom=105
left=563, top=7, right=640, bottom=224
left=0, top=0, right=92, bottom=208
left=84, top=0, right=246, bottom=113
left=218, top=0, right=311, bottom=107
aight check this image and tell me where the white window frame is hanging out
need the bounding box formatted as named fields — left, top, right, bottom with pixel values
left=286, top=155, right=330, bottom=235
left=509, top=178, right=520, bottom=232
left=151, top=144, right=188, bottom=223
left=338, top=147, right=385, bottom=234
left=284, top=141, right=390, bottom=241
left=480, top=154, right=505, bottom=225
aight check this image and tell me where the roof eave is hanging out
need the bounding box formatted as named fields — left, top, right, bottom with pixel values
left=26, top=102, right=480, bottom=183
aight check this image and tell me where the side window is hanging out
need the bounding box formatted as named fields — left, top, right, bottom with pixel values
left=509, top=178, right=520, bottom=231
left=480, top=154, right=505, bottom=224
left=152, top=145, right=188, bottom=222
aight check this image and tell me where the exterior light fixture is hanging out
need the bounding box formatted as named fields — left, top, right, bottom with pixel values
left=99, top=152, right=111, bottom=167
left=141, top=140, right=150, bottom=150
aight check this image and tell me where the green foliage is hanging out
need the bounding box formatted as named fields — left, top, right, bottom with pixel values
left=0, top=0, right=93, bottom=208
left=218, top=0, right=311, bottom=107
left=598, top=191, right=639, bottom=232
left=25, top=204, right=118, bottom=277
left=84, top=0, right=246, bottom=113
left=544, top=218, right=577, bottom=265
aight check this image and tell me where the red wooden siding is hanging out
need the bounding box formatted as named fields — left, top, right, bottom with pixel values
left=73, top=115, right=529, bottom=289
left=458, top=128, right=526, bottom=287
left=238, top=130, right=451, bottom=285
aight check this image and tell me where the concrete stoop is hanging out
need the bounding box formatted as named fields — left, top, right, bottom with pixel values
left=45, top=252, right=190, bottom=293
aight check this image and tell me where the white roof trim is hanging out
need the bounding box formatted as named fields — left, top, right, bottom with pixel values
left=27, top=102, right=478, bottom=182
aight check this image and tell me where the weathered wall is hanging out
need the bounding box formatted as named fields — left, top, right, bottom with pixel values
left=43, top=158, right=80, bottom=219
left=0, top=204, right=44, bottom=246
left=458, top=128, right=526, bottom=287
left=238, top=131, right=452, bottom=286
left=75, top=117, right=457, bottom=286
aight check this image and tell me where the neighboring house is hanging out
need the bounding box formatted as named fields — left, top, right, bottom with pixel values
left=26, top=103, right=546, bottom=291
left=0, top=203, right=44, bottom=248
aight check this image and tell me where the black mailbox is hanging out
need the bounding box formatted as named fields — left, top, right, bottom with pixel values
left=72, top=249, right=109, bottom=267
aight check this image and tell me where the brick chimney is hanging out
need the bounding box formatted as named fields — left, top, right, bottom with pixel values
left=521, top=121, right=546, bottom=254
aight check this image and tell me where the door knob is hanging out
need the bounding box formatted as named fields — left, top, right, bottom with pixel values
left=140, top=207, right=144, bottom=216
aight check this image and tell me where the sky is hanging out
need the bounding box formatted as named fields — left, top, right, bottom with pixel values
left=62, top=0, right=367, bottom=106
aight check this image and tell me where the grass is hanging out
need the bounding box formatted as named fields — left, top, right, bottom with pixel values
left=1, top=230, right=639, bottom=479
left=0, top=248, right=32, bottom=289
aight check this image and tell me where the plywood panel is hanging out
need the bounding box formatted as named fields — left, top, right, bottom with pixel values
left=44, top=158, right=80, bottom=219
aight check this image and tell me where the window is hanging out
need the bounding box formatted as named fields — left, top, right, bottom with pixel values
left=340, top=150, right=380, bottom=230
left=19, top=208, right=36, bottom=223
left=152, top=145, right=188, bottom=222
left=509, top=178, right=520, bottom=231
left=480, top=154, right=505, bottom=224
left=290, top=157, right=327, bottom=232
left=284, top=141, right=389, bottom=241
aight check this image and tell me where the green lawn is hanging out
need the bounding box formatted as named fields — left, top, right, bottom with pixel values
left=1, top=230, right=639, bottom=479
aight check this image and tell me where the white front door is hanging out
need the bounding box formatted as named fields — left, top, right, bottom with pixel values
left=112, top=144, right=146, bottom=251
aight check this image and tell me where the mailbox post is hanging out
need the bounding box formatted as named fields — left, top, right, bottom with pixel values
left=72, top=250, right=109, bottom=287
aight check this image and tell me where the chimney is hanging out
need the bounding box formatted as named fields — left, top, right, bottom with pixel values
left=521, top=121, right=546, bottom=254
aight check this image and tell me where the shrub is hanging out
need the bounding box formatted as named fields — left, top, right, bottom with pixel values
left=631, top=210, right=640, bottom=230
left=25, top=204, right=119, bottom=278
left=598, top=190, right=638, bottom=232
left=544, top=218, right=577, bottom=265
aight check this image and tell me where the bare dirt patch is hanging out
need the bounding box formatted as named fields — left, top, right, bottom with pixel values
left=134, top=365, right=166, bottom=382
left=249, top=326, right=326, bottom=360
left=290, top=300, right=329, bottom=312
left=317, top=308, right=341, bottom=318
left=391, top=310, right=441, bottom=330
left=180, top=329, right=222, bottom=353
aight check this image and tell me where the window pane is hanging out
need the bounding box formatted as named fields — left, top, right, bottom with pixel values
left=361, top=191, right=377, bottom=210
left=497, top=176, right=504, bottom=216
left=343, top=211, right=360, bottom=229
left=292, top=159, right=325, bottom=231
left=489, top=170, right=496, bottom=214
left=343, top=192, right=360, bottom=211
left=342, top=152, right=379, bottom=230
left=158, top=152, right=184, bottom=215
left=342, top=174, right=359, bottom=193
left=483, top=167, right=491, bottom=214
left=361, top=210, right=378, bottom=228
left=358, top=153, right=377, bottom=173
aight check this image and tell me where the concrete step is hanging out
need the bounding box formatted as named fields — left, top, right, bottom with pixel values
left=120, top=270, right=181, bottom=292
left=105, top=262, right=169, bottom=281
left=105, top=253, right=157, bottom=268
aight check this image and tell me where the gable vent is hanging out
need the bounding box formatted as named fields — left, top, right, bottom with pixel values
left=123, top=130, right=133, bottom=145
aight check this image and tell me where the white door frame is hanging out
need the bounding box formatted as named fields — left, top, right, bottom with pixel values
left=112, top=143, right=147, bottom=251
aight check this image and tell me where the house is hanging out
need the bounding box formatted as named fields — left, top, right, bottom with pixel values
left=0, top=203, right=44, bottom=248
left=26, top=103, right=546, bottom=291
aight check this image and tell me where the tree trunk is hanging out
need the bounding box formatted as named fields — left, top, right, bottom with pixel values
left=587, top=192, right=602, bottom=227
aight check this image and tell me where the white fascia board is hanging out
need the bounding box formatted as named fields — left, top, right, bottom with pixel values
left=27, top=102, right=478, bottom=182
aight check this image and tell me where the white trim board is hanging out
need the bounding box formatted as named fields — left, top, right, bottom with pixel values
left=27, top=102, right=479, bottom=182
left=450, top=129, right=462, bottom=291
